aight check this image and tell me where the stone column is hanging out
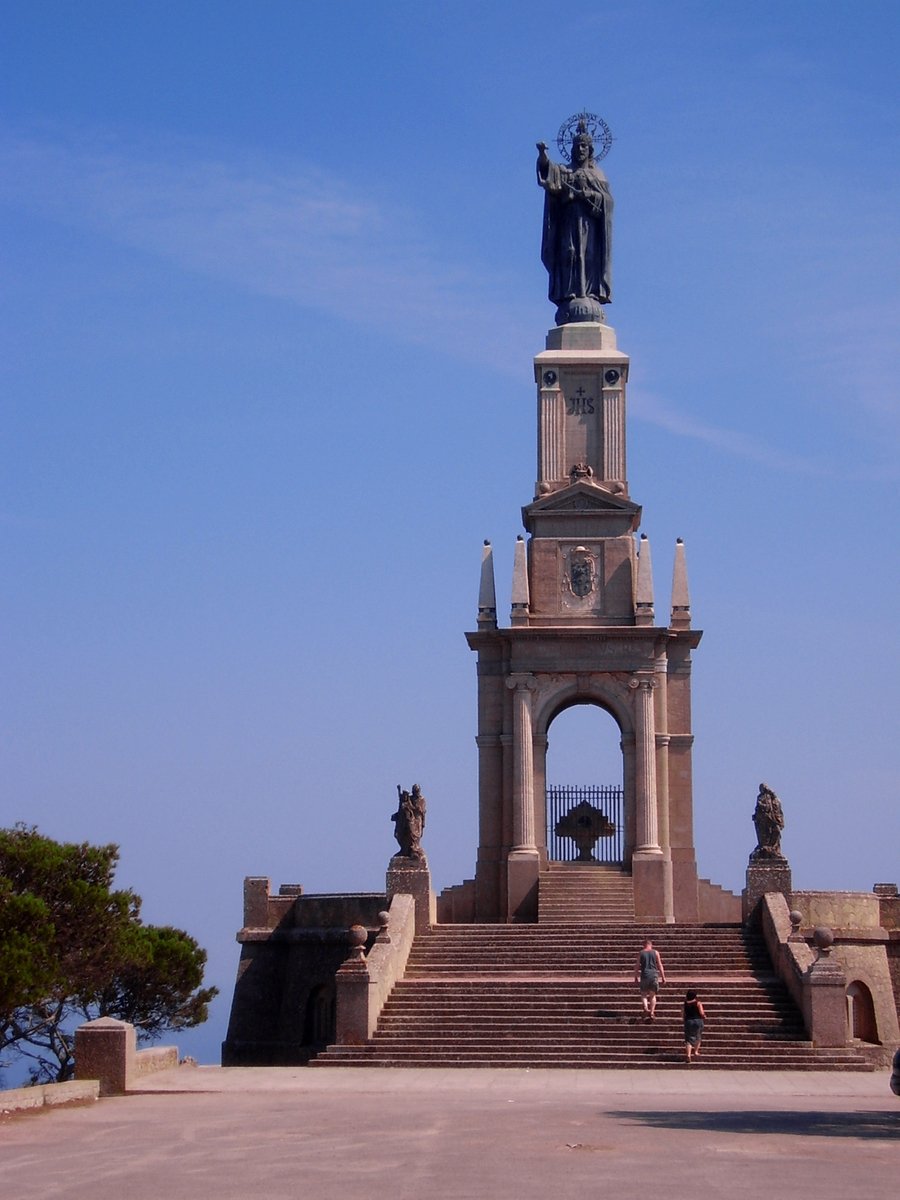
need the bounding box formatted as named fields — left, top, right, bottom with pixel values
left=506, top=673, right=540, bottom=922
left=533, top=731, right=549, bottom=865
left=629, top=676, right=660, bottom=853
left=630, top=674, right=671, bottom=922
left=655, top=733, right=671, bottom=851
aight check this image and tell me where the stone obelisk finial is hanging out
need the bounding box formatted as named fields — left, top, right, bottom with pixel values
left=635, top=533, right=655, bottom=626
left=670, top=537, right=691, bottom=629
left=477, top=540, right=497, bottom=629
left=510, top=536, right=530, bottom=627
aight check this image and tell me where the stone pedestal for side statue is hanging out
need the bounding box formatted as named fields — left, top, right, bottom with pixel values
left=743, top=856, right=792, bottom=925
left=386, top=855, right=435, bottom=935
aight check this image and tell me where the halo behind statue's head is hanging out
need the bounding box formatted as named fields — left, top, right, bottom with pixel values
left=557, top=111, right=613, bottom=163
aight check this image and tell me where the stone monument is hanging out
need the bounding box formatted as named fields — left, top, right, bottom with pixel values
left=387, top=783, right=434, bottom=935
left=221, top=114, right=900, bottom=1069
left=464, top=112, right=704, bottom=924
left=391, top=783, right=427, bottom=859
left=743, top=782, right=792, bottom=922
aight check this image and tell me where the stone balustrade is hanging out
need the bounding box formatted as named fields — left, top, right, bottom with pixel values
left=334, top=892, right=417, bottom=1045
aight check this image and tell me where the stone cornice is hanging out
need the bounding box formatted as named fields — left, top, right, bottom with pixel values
left=466, top=626, right=700, bottom=652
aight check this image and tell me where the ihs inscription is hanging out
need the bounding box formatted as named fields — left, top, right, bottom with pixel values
left=566, top=385, right=595, bottom=416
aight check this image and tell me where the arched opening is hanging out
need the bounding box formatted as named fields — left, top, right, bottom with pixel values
left=545, top=702, right=623, bottom=863
left=302, top=982, right=336, bottom=1049
left=846, top=980, right=879, bottom=1044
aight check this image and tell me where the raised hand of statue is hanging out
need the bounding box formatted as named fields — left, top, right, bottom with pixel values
left=536, top=141, right=551, bottom=183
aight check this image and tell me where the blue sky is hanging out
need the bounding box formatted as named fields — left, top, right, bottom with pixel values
left=3, top=1, right=898, bottom=1065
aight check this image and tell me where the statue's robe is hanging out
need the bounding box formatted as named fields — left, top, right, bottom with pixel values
left=539, top=160, right=613, bottom=305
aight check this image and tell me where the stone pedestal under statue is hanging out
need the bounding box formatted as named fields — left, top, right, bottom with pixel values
left=743, top=856, right=792, bottom=925
left=386, top=855, right=435, bottom=934
left=466, top=318, right=702, bottom=925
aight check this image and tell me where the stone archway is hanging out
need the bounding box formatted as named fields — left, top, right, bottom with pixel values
left=302, top=982, right=336, bottom=1050
left=531, top=675, right=638, bottom=871
left=543, top=700, right=625, bottom=864
left=846, top=980, right=879, bottom=1044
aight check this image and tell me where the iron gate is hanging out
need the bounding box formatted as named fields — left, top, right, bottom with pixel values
left=546, top=784, right=624, bottom=863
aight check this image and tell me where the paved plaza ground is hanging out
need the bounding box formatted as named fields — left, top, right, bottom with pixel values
left=2, top=1067, right=897, bottom=1200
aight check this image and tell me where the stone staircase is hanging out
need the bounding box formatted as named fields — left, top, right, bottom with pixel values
left=538, top=863, right=635, bottom=923
left=312, top=922, right=873, bottom=1070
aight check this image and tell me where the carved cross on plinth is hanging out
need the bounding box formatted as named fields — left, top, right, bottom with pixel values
left=554, top=799, right=616, bottom=862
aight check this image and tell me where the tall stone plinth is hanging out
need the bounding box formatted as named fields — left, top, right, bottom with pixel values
left=386, top=856, right=435, bottom=934
left=743, top=858, right=792, bottom=925
left=507, top=847, right=540, bottom=923
left=465, top=320, right=704, bottom=924
left=534, top=321, right=629, bottom=502
left=632, top=850, right=674, bottom=923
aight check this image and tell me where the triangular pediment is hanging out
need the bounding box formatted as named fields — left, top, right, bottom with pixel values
left=523, top=481, right=642, bottom=538
left=524, top=481, right=641, bottom=517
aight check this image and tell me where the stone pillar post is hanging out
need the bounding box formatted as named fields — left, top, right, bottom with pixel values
left=74, top=1017, right=136, bottom=1096
left=805, top=928, right=848, bottom=1047
left=506, top=673, right=540, bottom=922
left=334, top=925, right=372, bottom=1045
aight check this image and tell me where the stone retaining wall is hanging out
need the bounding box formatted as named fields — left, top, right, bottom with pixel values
left=0, top=1079, right=100, bottom=1115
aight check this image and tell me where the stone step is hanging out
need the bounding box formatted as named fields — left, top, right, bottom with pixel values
left=363, top=1036, right=817, bottom=1052
left=405, top=959, right=761, bottom=972
left=375, top=1024, right=807, bottom=1038
left=538, top=866, right=635, bottom=923
left=380, top=1010, right=803, bottom=1025
left=314, top=1049, right=871, bottom=1070
left=311, top=919, right=874, bottom=1073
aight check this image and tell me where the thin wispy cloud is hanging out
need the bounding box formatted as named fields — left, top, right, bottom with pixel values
left=628, top=387, right=900, bottom=482
left=0, top=126, right=534, bottom=368
left=3, top=124, right=895, bottom=480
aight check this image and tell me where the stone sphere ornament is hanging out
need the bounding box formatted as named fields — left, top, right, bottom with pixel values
left=812, top=926, right=835, bottom=954
left=347, top=924, right=368, bottom=960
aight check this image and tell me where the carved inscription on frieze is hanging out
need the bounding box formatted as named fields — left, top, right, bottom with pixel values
left=565, top=385, right=595, bottom=416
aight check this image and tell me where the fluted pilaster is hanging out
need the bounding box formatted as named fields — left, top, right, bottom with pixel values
left=602, top=385, right=625, bottom=481
left=539, top=387, right=564, bottom=486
